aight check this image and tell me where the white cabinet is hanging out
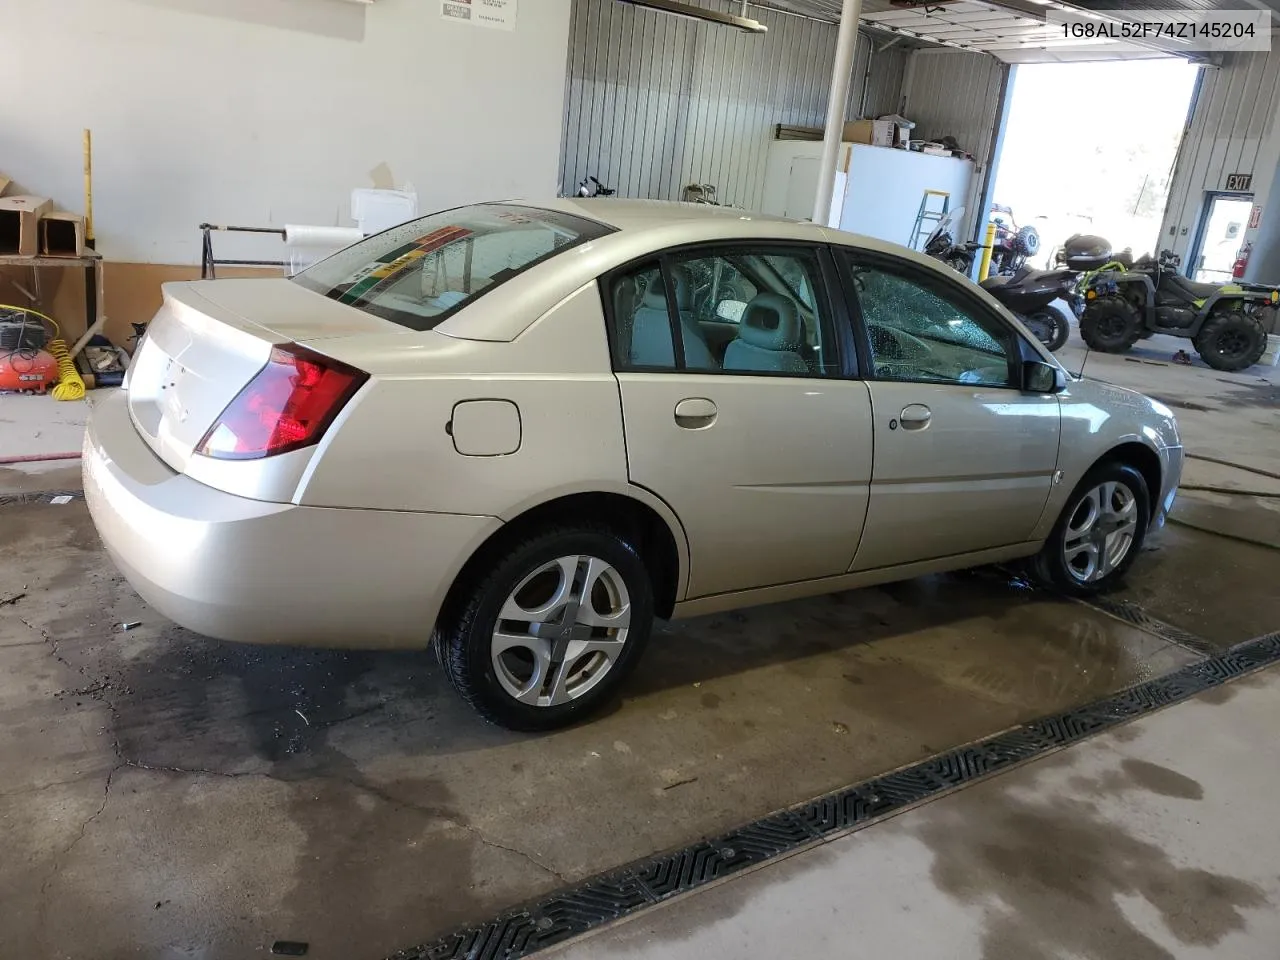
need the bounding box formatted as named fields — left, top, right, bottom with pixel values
left=760, top=140, right=976, bottom=249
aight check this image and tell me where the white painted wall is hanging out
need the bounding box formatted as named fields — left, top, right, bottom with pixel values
left=0, top=0, right=572, bottom=264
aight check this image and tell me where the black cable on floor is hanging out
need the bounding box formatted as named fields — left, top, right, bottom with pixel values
left=1186, top=453, right=1280, bottom=482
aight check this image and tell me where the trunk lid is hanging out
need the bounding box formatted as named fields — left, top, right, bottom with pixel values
left=126, top=279, right=397, bottom=472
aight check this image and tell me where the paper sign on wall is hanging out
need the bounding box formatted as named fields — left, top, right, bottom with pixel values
left=441, top=0, right=517, bottom=30
left=1250, top=204, right=1262, bottom=229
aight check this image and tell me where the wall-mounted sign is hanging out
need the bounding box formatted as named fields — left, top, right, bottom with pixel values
left=1250, top=204, right=1262, bottom=229
left=441, top=0, right=517, bottom=30
left=1225, top=172, right=1253, bottom=192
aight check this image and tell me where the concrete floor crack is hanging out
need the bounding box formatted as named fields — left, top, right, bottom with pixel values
left=318, top=773, right=568, bottom=883
left=0, top=770, right=117, bottom=799
left=121, top=758, right=277, bottom=781
left=36, top=763, right=120, bottom=951
left=457, top=826, right=569, bottom=884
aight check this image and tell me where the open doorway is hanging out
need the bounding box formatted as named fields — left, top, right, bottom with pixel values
left=990, top=59, right=1200, bottom=267
left=1190, top=194, right=1253, bottom=282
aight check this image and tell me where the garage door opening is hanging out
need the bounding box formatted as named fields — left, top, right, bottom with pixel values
left=990, top=59, right=1200, bottom=268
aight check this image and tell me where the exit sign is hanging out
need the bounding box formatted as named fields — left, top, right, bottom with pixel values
left=1225, top=173, right=1253, bottom=192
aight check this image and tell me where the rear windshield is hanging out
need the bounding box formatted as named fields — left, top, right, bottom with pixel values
left=292, top=204, right=612, bottom=331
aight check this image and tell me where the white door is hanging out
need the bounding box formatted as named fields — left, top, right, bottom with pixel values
left=835, top=252, right=1062, bottom=571
left=605, top=245, right=873, bottom=598
left=1193, top=195, right=1253, bottom=283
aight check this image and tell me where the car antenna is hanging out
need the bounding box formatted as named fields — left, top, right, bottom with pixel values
left=1076, top=338, right=1092, bottom=380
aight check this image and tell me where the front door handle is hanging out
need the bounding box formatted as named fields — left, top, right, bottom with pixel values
left=899, top=403, right=932, bottom=430
left=674, top=397, right=718, bottom=429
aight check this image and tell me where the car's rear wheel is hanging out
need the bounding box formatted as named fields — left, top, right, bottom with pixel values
left=438, top=526, right=654, bottom=730
left=1030, top=462, right=1150, bottom=596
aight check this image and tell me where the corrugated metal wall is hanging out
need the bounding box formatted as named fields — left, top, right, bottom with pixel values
left=900, top=48, right=1008, bottom=241
left=1160, top=48, right=1280, bottom=261
left=558, top=0, right=908, bottom=210
left=902, top=49, right=1005, bottom=171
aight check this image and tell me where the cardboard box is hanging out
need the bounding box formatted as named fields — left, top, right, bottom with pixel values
left=0, top=175, right=11, bottom=197
left=0, top=195, right=53, bottom=256
left=842, top=119, right=900, bottom=148
left=39, top=211, right=87, bottom=257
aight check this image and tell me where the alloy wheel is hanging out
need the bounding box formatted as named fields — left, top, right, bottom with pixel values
left=1061, top=480, right=1139, bottom=583
left=491, top=555, right=632, bottom=708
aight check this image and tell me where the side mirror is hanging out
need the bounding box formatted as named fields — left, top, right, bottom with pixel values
left=1023, top=360, right=1066, bottom=394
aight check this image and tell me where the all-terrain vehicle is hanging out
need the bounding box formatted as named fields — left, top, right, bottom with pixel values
left=1079, top=250, right=1279, bottom=372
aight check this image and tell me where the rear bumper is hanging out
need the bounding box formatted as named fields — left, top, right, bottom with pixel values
left=83, top=391, right=501, bottom=649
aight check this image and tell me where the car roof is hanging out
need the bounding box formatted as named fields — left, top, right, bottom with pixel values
left=432, top=197, right=982, bottom=342
left=527, top=197, right=946, bottom=271
left=538, top=197, right=799, bottom=230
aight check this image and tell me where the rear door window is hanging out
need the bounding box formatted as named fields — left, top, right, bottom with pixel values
left=293, top=204, right=613, bottom=331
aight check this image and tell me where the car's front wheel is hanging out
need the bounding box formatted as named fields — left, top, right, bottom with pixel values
left=1030, top=462, right=1150, bottom=595
left=438, top=526, right=654, bottom=730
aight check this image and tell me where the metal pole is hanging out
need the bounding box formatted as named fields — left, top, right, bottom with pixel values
left=978, top=222, right=997, bottom=281
left=812, top=0, right=863, bottom=224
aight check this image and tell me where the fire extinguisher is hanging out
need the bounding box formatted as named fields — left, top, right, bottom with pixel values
left=1232, top=241, right=1252, bottom=279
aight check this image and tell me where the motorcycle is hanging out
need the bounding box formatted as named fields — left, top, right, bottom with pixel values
left=922, top=206, right=981, bottom=275
left=980, top=267, right=1075, bottom=352
left=988, top=204, right=1041, bottom=277
left=925, top=215, right=1101, bottom=353
left=1080, top=249, right=1279, bottom=371
left=576, top=175, right=616, bottom=198
left=981, top=234, right=1117, bottom=352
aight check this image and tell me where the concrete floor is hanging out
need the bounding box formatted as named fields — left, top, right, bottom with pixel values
left=545, top=664, right=1280, bottom=960
left=0, top=333, right=1276, bottom=960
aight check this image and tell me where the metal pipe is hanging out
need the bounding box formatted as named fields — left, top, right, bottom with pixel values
left=858, top=35, right=873, bottom=119
left=813, top=0, right=863, bottom=224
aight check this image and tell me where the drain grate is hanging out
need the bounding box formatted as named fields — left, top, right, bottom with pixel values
left=1081, top=594, right=1219, bottom=657
left=384, top=627, right=1280, bottom=960
left=0, top=489, right=85, bottom=508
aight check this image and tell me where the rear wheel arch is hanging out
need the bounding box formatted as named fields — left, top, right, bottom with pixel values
left=442, top=490, right=687, bottom=622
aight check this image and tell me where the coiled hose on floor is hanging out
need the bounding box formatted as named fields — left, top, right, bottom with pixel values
left=0, top=304, right=85, bottom=401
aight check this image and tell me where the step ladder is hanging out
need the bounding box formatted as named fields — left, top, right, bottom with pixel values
left=908, top=190, right=950, bottom=251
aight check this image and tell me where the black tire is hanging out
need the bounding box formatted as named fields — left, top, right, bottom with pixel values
left=1029, top=461, right=1150, bottom=596
left=1192, top=309, right=1267, bottom=372
left=1080, top=296, right=1142, bottom=353
left=437, top=525, right=654, bottom=731
left=1025, top=308, right=1070, bottom=352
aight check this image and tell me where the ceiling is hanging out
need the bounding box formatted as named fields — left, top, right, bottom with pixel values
left=754, top=0, right=1279, bottom=62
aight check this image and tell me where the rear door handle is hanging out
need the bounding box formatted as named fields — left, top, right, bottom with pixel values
left=899, top=403, right=932, bottom=430
left=674, top=397, right=717, bottom=429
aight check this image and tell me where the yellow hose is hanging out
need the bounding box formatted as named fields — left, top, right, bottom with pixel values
left=49, top=336, right=86, bottom=401
left=0, top=304, right=86, bottom=401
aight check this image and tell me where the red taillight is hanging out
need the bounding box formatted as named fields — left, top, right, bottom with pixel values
left=196, top=345, right=367, bottom=460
